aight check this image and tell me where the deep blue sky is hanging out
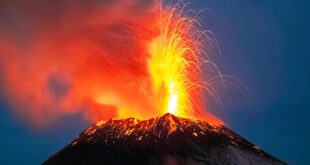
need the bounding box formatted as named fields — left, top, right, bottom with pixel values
left=0, top=0, right=309, bottom=164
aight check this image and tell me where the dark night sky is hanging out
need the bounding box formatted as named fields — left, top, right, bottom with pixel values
left=0, top=0, right=309, bottom=164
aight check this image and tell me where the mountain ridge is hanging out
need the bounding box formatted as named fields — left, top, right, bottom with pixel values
left=43, top=113, right=285, bottom=165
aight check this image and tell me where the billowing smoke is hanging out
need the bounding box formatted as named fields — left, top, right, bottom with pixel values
left=0, top=0, right=224, bottom=128
left=0, top=0, right=160, bottom=127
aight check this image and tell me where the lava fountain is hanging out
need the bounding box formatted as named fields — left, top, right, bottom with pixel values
left=146, top=2, right=222, bottom=123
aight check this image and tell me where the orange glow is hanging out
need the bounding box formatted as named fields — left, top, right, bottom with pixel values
left=0, top=1, right=223, bottom=127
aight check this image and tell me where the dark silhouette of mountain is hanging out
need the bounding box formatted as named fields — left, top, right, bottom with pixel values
left=43, top=113, right=285, bottom=165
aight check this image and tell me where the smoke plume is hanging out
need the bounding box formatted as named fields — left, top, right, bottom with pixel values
left=0, top=0, right=159, bottom=126
left=0, top=0, right=223, bottom=128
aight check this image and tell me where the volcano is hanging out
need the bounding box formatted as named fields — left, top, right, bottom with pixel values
left=43, top=113, right=285, bottom=165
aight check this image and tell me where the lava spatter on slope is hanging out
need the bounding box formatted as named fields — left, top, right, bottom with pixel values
left=44, top=113, right=285, bottom=165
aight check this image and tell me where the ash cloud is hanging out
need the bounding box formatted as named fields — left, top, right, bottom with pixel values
left=0, top=0, right=158, bottom=128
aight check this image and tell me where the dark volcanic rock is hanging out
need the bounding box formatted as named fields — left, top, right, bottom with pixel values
left=43, top=113, right=285, bottom=165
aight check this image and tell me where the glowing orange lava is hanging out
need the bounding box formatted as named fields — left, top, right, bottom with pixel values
left=145, top=3, right=222, bottom=124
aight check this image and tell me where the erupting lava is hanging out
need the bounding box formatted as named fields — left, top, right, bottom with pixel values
left=147, top=3, right=221, bottom=123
